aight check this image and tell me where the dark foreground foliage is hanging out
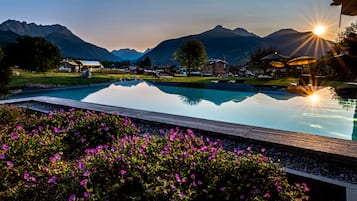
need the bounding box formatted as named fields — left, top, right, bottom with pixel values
left=0, top=105, right=309, bottom=200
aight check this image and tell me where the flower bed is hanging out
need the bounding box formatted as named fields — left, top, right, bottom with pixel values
left=0, top=105, right=309, bottom=200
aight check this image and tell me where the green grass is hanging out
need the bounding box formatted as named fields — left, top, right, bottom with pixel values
left=8, top=70, right=219, bottom=89
left=8, top=70, right=141, bottom=88
left=8, top=69, right=355, bottom=89
left=244, top=77, right=298, bottom=86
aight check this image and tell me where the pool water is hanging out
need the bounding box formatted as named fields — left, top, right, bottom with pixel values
left=9, top=81, right=357, bottom=141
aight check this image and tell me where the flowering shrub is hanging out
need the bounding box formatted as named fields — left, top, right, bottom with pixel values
left=0, top=105, right=309, bottom=200
left=36, top=109, right=139, bottom=157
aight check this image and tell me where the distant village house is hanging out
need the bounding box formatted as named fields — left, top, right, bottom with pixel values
left=60, top=59, right=103, bottom=72
left=202, top=59, right=228, bottom=76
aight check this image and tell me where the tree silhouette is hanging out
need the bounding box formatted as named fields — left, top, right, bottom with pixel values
left=0, top=48, right=11, bottom=94
left=4, top=36, right=61, bottom=72
left=247, top=47, right=276, bottom=74
left=174, top=40, right=207, bottom=76
left=327, top=21, right=357, bottom=80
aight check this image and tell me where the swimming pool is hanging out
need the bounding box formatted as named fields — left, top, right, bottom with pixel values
left=9, top=81, right=357, bottom=141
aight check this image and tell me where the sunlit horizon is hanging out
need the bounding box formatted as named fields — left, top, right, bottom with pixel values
left=0, top=0, right=353, bottom=52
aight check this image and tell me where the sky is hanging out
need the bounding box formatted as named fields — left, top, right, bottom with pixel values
left=0, top=0, right=356, bottom=52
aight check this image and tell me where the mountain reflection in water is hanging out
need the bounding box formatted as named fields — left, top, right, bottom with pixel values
left=82, top=81, right=357, bottom=141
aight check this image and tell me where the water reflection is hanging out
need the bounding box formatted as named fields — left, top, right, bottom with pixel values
left=82, top=81, right=357, bottom=141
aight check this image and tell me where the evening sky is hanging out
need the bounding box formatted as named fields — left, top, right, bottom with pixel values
left=0, top=0, right=355, bottom=52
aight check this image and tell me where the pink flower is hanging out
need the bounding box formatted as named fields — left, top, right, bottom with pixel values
left=211, top=147, right=217, bottom=153
left=138, top=148, right=144, bottom=154
left=187, top=129, right=194, bottom=135
left=38, top=125, right=44, bottom=131
left=190, top=145, right=195, bottom=151
left=48, top=176, right=57, bottom=184
left=80, top=179, right=88, bottom=186
left=83, top=170, right=91, bottom=177
left=24, top=173, right=30, bottom=181
left=302, top=183, right=310, bottom=192
left=2, top=144, right=9, bottom=151
left=6, top=161, right=14, bottom=168
left=55, top=153, right=61, bottom=159
left=68, top=194, right=76, bottom=201
left=120, top=169, right=127, bottom=175
left=78, top=162, right=85, bottom=170
left=175, top=173, right=181, bottom=182
left=234, top=148, right=245, bottom=155
left=275, top=181, right=283, bottom=192
left=179, top=192, right=186, bottom=198
left=261, top=147, right=266, bottom=153
left=53, top=127, right=60, bottom=133
left=80, top=138, right=86, bottom=143
left=246, top=146, right=252, bottom=151
left=50, top=157, right=57, bottom=163
left=190, top=174, right=195, bottom=180
left=0, top=153, right=5, bottom=159
left=16, top=125, right=24, bottom=131
left=117, top=155, right=122, bottom=161
left=10, top=132, right=19, bottom=139
left=84, top=192, right=90, bottom=198
left=264, top=192, right=271, bottom=198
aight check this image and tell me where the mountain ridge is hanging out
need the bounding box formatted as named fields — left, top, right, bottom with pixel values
left=140, top=25, right=333, bottom=65
left=111, top=48, right=145, bottom=61
left=0, top=20, right=121, bottom=61
left=0, top=20, right=334, bottom=64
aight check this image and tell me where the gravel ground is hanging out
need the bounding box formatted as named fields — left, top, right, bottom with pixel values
left=9, top=101, right=357, bottom=185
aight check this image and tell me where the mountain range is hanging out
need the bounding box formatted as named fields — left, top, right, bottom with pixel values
left=140, top=25, right=334, bottom=65
left=0, top=20, right=334, bottom=65
left=0, top=20, right=121, bottom=61
left=111, top=48, right=152, bottom=61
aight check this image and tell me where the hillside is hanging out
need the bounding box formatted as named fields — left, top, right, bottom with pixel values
left=140, top=25, right=333, bottom=65
left=0, top=20, right=121, bottom=61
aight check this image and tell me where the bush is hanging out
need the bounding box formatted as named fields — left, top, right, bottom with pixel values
left=0, top=48, right=12, bottom=94
left=0, top=106, right=309, bottom=200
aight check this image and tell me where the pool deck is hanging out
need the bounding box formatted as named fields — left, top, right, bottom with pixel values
left=1, top=96, right=357, bottom=199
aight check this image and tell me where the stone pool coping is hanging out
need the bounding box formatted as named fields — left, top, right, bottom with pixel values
left=1, top=96, right=357, bottom=199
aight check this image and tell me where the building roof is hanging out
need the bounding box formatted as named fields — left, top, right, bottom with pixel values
left=79, top=60, right=102, bottom=67
left=64, top=60, right=78, bottom=66
left=208, top=59, right=227, bottom=64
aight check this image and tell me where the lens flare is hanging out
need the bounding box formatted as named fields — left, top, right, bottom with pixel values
left=309, top=93, right=319, bottom=103
left=313, top=25, right=326, bottom=36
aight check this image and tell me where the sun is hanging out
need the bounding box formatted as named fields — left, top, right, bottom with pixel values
left=313, top=25, right=326, bottom=36
left=309, top=93, right=319, bottom=103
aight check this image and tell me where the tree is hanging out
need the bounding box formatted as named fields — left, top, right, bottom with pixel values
left=247, top=48, right=275, bottom=65
left=4, top=36, right=61, bottom=72
left=0, top=48, right=12, bottom=94
left=174, top=40, right=207, bottom=76
left=142, top=57, right=152, bottom=68
left=246, top=47, right=276, bottom=74
left=137, top=56, right=152, bottom=69
left=327, top=21, right=357, bottom=80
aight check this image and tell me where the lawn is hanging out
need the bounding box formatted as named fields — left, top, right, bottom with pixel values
left=8, top=69, right=353, bottom=89
left=8, top=70, right=218, bottom=89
